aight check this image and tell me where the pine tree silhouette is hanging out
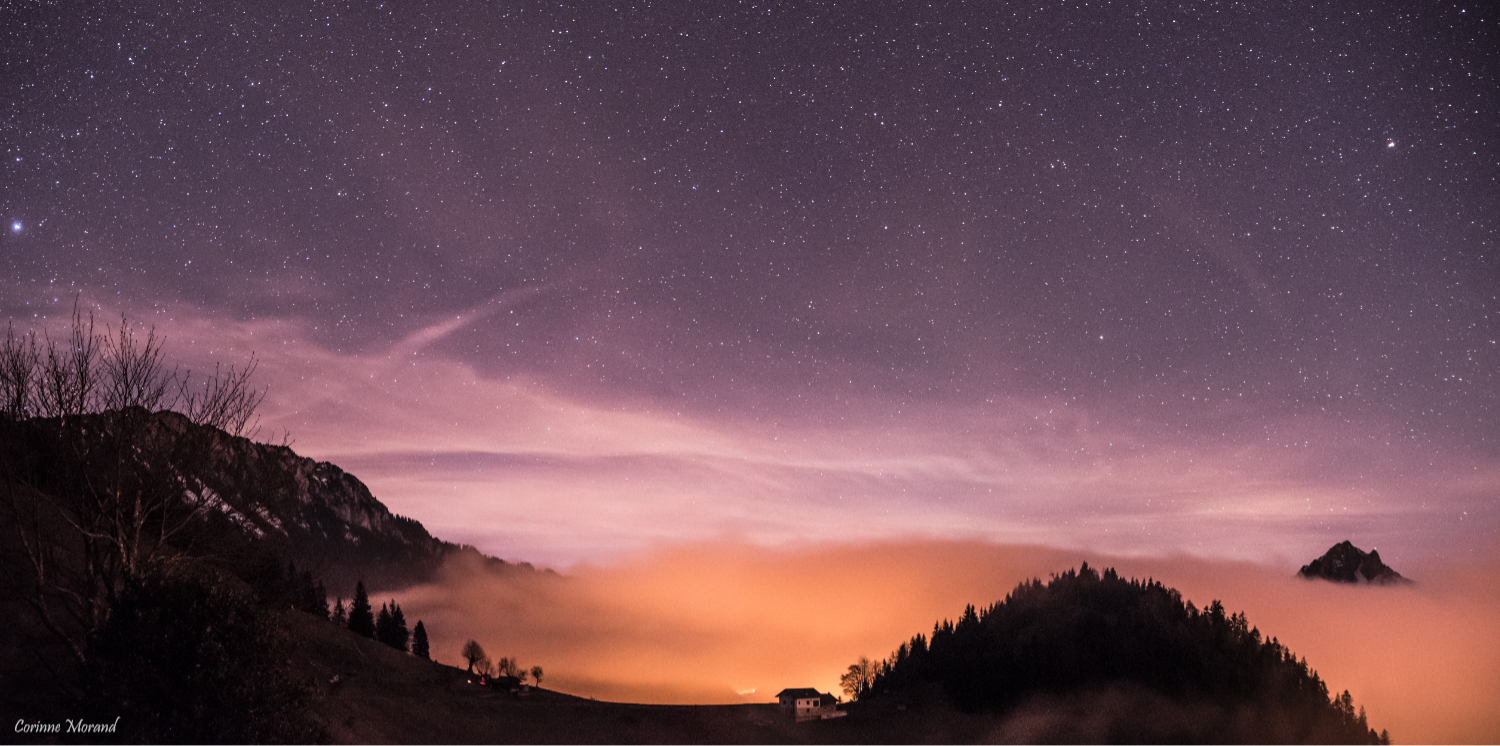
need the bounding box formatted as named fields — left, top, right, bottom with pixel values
left=347, top=581, right=375, bottom=639
left=375, top=602, right=393, bottom=646
left=412, top=621, right=430, bottom=659
left=391, top=602, right=410, bottom=652
left=374, top=600, right=410, bottom=651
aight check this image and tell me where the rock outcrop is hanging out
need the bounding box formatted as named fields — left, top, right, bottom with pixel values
left=6, top=408, right=531, bottom=593
left=178, top=411, right=532, bottom=591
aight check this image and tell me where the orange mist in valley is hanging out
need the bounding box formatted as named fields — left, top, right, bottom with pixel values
left=398, top=541, right=1500, bottom=744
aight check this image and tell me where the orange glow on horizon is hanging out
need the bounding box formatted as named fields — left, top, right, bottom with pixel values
left=397, top=541, right=1500, bottom=744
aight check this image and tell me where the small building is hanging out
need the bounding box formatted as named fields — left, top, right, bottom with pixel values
left=488, top=674, right=524, bottom=693
left=775, top=688, right=846, bottom=721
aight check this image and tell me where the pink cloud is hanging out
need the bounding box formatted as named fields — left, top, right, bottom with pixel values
left=15, top=295, right=1494, bottom=570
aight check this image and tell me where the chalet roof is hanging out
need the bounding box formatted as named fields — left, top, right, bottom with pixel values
left=776, top=688, right=822, bottom=699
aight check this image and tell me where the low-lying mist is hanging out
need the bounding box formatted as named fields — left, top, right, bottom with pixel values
left=395, top=541, right=1499, bottom=744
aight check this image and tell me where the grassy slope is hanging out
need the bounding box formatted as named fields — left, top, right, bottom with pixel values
left=284, top=612, right=833, bottom=744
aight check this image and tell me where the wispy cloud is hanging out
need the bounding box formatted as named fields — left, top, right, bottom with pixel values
left=16, top=295, right=1488, bottom=571
left=390, top=284, right=556, bottom=356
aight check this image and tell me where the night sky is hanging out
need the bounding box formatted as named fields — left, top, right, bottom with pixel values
left=3, top=0, right=1496, bottom=570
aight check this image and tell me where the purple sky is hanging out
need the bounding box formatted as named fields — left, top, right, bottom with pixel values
left=2, top=0, right=1495, bottom=571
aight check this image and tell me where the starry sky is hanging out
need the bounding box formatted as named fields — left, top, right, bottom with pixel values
left=3, top=0, right=1496, bottom=571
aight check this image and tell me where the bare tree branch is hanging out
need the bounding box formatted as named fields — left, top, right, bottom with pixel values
left=35, top=302, right=101, bottom=419
left=183, top=358, right=266, bottom=439
left=0, top=301, right=274, bottom=687
left=101, top=315, right=178, bottom=413
left=0, top=323, right=40, bottom=420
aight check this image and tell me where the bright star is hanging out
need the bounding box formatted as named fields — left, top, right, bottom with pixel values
left=10, top=221, right=20, bottom=233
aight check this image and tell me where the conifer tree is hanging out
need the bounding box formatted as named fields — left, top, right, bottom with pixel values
left=347, top=581, right=375, bottom=639
left=374, top=601, right=411, bottom=652
left=331, top=598, right=347, bottom=626
left=391, top=602, right=410, bottom=652
left=412, top=621, right=430, bottom=659
left=375, top=602, right=393, bottom=646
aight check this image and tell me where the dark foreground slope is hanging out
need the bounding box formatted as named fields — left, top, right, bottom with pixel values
left=279, top=611, right=1077, bottom=745
left=850, top=564, right=1389, bottom=744
left=11, top=565, right=805, bottom=745
left=0, top=408, right=540, bottom=740
left=279, top=611, right=809, bottom=745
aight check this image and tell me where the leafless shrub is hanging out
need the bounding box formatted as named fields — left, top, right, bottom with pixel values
left=100, top=315, right=176, bottom=414
left=0, top=299, right=273, bottom=680
left=183, top=359, right=265, bottom=439
left=0, top=323, right=40, bottom=420
left=33, top=303, right=101, bottom=419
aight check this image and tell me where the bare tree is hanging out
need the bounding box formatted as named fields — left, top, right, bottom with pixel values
left=461, top=640, right=487, bottom=673
left=182, top=359, right=264, bottom=438
left=33, top=302, right=101, bottom=419
left=530, top=665, right=544, bottom=687
left=497, top=656, right=523, bottom=679
left=99, top=315, right=176, bottom=413
left=0, top=323, right=40, bottom=419
left=3, top=301, right=264, bottom=430
left=840, top=656, right=879, bottom=701
left=0, top=302, right=270, bottom=677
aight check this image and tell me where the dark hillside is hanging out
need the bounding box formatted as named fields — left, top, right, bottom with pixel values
left=1, top=405, right=539, bottom=740
left=851, top=564, right=1389, bottom=744
left=279, top=611, right=811, bottom=744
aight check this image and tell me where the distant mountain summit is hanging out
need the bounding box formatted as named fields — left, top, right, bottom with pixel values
left=1297, top=541, right=1408, bottom=585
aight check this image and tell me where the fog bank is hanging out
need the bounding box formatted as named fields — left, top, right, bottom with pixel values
left=397, top=541, right=1500, bottom=744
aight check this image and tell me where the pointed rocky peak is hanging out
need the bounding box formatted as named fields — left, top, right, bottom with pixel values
left=1297, top=541, right=1409, bottom=585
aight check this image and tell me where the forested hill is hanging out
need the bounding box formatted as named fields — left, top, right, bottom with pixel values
left=853, top=564, right=1390, bottom=744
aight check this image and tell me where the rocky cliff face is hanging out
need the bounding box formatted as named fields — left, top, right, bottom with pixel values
left=141, top=410, right=526, bottom=593
left=1297, top=540, right=1409, bottom=585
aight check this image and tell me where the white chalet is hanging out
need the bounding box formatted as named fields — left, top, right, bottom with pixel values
left=775, top=687, right=846, bottom=721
